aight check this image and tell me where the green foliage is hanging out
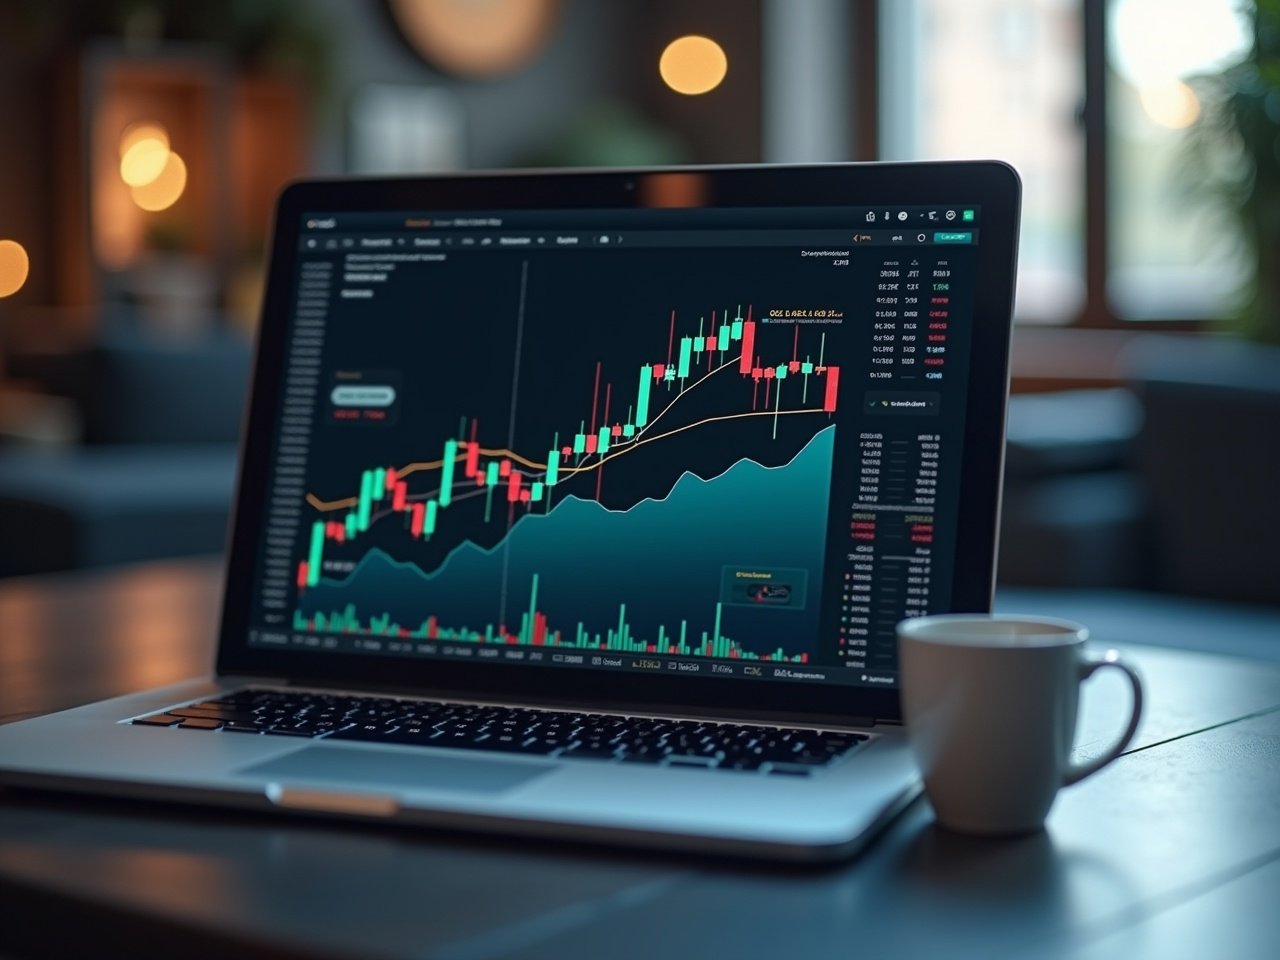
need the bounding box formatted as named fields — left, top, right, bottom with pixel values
left=1187, top=0, right=1280, bottom=342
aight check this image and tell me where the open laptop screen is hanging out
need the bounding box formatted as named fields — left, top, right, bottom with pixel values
left=240, top=193, right=992, bottom=702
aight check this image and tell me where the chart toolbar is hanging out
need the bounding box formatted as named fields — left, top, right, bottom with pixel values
left=300, top=229, right=976, bottom=253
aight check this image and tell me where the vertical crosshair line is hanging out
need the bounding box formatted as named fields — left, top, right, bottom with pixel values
left=498, top=260, right=530, bottom=631
left=506, top=261, right=529, bottom=449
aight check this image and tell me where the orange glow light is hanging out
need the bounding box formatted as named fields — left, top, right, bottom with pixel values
left=659, top=35, right=728, bottom=95
left=130, top=151, right=188, bottom=212
left=0, top=240, right=30, bottom=297
left=119, top=121, right=170, bottom=156
left=120, top=137, right=171, bottom=187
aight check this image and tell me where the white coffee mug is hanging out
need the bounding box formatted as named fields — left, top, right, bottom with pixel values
left=898, top=614, right=1143, bottom=835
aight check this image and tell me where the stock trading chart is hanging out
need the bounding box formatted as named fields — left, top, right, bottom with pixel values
left=249, top=209, right=974, bottom=687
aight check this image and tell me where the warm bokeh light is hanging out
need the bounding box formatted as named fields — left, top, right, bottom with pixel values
left=1139, top=80, right=1201, bottom=129
left=0, top=239, right=30, bottom=298
left=119, top=121, right=170, bottom=156
left=120, top=137, right=171, bottom=187
left=130, top=151, right=188, bottom=211
left=659, top=35, right=728, bottom=95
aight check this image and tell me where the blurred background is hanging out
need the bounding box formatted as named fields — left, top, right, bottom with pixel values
left=0, top=0, right=1275, bottom=607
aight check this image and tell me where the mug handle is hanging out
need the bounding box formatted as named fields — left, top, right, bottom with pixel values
left=1062, top=649, right=1144, bottom=786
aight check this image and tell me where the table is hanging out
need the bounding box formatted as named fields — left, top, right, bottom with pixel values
left=1, top=559, right=1278, bottom=960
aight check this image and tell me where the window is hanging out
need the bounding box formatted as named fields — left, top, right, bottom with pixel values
left=1106, top=0, right=1251, bottom=320
left=877, top=0, right=1254, bottom=326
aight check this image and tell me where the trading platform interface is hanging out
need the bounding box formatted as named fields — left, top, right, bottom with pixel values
left=247, top=205, right=980, bottom=689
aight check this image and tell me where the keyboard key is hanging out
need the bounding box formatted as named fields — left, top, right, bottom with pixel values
left=168, top=707, right=258, bottom=723
left=619, top=752, right=666, bottom=764
left=132, top=714, right=182, bottom=727
left=465, top=737, right=560, bottom=756
left=477, top=733, right=521, bottom=749
left=522, top=738, right=572, bottom=753
left=559, top=745, right=620, bottom=760
left=327, top=725, right=398, bottom=743
left=178, top=717, right=223, bottom=730
left=666, top=756, right=716, bottom=768
left=222, top=722, right=265, bottom=734
left=382, top=726, right=440, bottom=746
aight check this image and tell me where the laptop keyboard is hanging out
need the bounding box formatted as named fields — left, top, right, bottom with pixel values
left=131, top=689, right=870, bottom=775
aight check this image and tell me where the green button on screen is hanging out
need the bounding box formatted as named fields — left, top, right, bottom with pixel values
left=933, top=231, right=972, bottom=244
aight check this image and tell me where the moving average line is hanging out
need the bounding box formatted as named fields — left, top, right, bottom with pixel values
left=304, top=406, right=828, bottom=512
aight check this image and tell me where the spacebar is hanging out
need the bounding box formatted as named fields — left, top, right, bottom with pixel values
left=453, top=736, right=561, bottom=756
left=327, top=727, right=560, bottom=755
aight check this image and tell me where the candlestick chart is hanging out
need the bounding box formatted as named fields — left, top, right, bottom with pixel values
left=293, top=297, right=842, bottom=663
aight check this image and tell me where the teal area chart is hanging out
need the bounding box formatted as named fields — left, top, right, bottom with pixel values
left=298, top=425, right=835, bottom=661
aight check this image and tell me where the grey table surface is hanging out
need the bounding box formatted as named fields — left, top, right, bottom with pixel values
left=1, top=558, right=1278, bottom=960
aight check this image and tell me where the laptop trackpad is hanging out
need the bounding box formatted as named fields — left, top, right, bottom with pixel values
left=240, top=745, right=552, bottom=794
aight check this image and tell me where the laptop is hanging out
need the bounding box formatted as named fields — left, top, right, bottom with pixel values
left=0, top=162, right=1020, bottom=861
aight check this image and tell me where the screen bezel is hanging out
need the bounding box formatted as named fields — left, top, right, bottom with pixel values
left=216, top=162, right=1020, bottom=724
